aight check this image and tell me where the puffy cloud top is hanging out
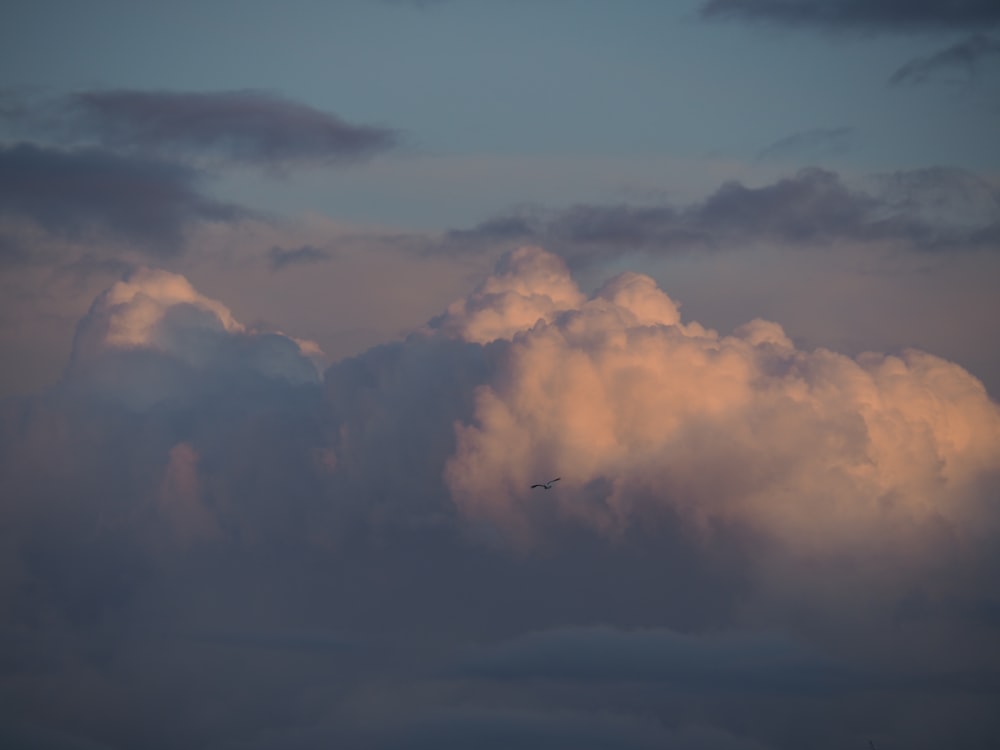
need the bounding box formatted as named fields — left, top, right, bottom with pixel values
left=432, top=246, right=586, bottom=343
left=2, top=246, right=999, bottom=747
left=439, top=248, right=1000, bottom=572
left=80, top=267, right=242, bottom=350
left=68, top=268, right=321, bottom=406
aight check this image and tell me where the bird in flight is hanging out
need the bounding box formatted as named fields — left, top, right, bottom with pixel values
left=531, top=477, right=561, bottom=490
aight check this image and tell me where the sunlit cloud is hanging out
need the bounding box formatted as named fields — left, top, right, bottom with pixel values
left=1, top=246, right=998, bottom=748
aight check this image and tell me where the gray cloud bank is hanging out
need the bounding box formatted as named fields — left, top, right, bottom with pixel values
left=2, top=89, right=397, bottom=168
left=0, top=88, right=397, bottom=260
left=0, top=143, right=244, bottom=256
left=1, top=248, right=999, bottom=748
left=448, top=167, right=1000, bottom=263
left=700, top=0, right=1000, bottom=32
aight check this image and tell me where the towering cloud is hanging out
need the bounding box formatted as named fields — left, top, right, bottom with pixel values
left=2, top=249, right=999, bottom=747
left=437, top=249, right=1000, bottom=561
left=67, top=267, right=321, bottom=407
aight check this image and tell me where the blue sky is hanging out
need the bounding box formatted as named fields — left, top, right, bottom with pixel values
left=2, top=3, right=1000, bottom=749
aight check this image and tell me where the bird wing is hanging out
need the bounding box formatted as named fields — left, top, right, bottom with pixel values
left=530, top=484, right=544, bottom=489
left=550, top=477, right=561, bottom=484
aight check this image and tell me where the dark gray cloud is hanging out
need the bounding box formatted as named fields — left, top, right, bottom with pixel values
left=0, top=142, right=244, bottom=255
left=889, top=33, right=1000, bottom=85
left=267, top=244, right=335, bottom=271
left=756, top=126, right=854, bottom=161
left=699, top=0, right=1000, bottom=32
left=348, top=709, right=755, bottom=750
left=447, top=167, right=1000, bottom=263
left=61, top=89, right=397, bottom=168
left=456, top=627, right=853, bottom=692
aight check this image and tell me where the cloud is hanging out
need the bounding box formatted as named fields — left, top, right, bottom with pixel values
left=699, top=0, right=1000, bottom=32
left=889, top=33, right=1000, bottom=85
left=0, top=142, right=244, bottom=255
left=2, top=246, right=999, bottom=747
left=428, top=245, right=587, bottom=343
left=756, top=126, right=854, bottom=161
left=439, top=249, right=1000, bottom=556
left=59, top=89, right=397, bottom=168
left=457, top=626, right=850, bottom=691
left=66, top=267, right=322, bottom=407
left=0, top=88, right=398, bottom=261
left=448, top=167, right=1000, bottom=262
left=267, top=244, right=335, bottom=271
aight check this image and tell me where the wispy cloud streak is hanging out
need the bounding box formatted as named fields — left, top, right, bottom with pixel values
left=267, top=244, right=335, bottom=271
left=64, top=89, right=397, bottom=168
left=890, top=34, right=1000, bottom=85
left=700, top=0, right=1000, bottom=32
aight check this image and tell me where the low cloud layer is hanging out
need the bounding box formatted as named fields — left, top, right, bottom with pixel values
left=1, top=249, right=998, bottom=747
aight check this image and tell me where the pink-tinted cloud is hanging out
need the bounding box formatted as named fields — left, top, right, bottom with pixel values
left=1, top=246, right=998, bottom=748
left=68, top=267, right=322, bottom=407
left=441, top=249, right=1000, bottom=558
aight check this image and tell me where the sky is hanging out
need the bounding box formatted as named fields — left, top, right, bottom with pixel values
left=1, top=1, right=999, bottom=748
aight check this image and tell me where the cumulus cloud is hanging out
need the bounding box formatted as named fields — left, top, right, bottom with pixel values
left=440, top=248, right=1000, bottom=560
left=429, top=245, right=587, bottom=343
left=889, top=33, right=1000, bottom=86
left=2, top=246, right=999, bottom=747
left=67, top=267, right=322, bottom=407
left=0, top=143, right=244, bottom=255
left=699, top=0, right=1000, bottom=32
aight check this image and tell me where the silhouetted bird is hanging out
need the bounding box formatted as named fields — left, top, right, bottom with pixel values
left=531, top=478, right=561, bottom=490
